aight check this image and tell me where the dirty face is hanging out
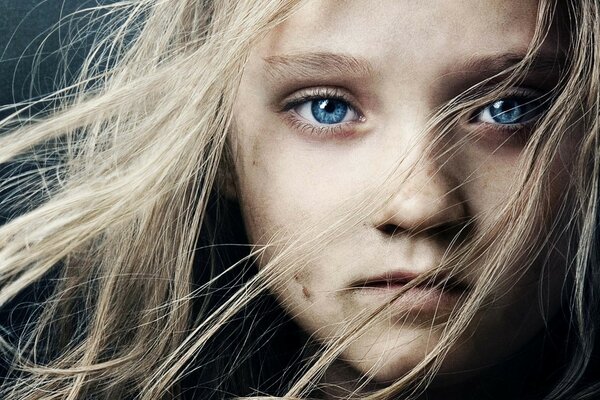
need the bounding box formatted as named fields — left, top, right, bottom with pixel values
left=231, top=0, right=573, bottom=386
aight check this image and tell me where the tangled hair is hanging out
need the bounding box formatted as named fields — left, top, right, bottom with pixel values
left=0, top=0, right=598, bottom=399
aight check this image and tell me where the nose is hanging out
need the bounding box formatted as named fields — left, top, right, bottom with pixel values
left=373, top=161, right=468, bottom=239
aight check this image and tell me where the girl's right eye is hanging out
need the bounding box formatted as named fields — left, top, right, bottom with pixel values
left=293, top=98, right=360, bottom=125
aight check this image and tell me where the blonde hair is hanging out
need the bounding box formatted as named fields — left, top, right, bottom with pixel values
left=0, top=0, right=598, bottom=399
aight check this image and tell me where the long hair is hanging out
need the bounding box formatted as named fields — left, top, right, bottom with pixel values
left=0, top=0, right=597, bottom=399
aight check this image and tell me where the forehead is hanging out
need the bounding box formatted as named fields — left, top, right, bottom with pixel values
left=254, top=0, right=542, bottom=76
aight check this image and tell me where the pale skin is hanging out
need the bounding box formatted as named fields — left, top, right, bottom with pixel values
left=230, top=0, right=574, bottom=398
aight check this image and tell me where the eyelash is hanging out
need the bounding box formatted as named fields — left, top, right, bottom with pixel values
left=280, top=87, right=549, bottom=138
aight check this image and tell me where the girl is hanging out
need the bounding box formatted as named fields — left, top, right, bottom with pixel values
left=0, top=0, right=598, bottom=399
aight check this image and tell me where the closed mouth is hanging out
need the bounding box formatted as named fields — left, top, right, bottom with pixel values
left=349, top=271, right=471, bottom=316
left=352, top=272, right=470, bottom=293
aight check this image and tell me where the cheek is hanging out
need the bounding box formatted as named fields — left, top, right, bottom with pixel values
left=231, top=126, right=373, bottom=248
left=230, top=129, right=340, bottom=298
left=452, top=144, right=523, bottom=216
left=455, top=137, right=576, bottom=228
left=462, top=149, right=575, bottom=353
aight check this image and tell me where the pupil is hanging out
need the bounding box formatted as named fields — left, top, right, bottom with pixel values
left=322, top=101, right=336, bottom=113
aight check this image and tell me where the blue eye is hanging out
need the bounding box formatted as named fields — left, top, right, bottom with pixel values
left=294, top=98, right=360, bottom=125
left=311, top=99, right=348, bottom=124
left=477, top=98, right=545, bottom=125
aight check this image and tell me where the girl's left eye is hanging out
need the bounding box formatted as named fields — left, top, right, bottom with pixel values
left=293, top=98, right=360, bottom=125
left=475, top=97, right=546, bottom=126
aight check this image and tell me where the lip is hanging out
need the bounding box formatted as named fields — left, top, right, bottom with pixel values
left=350, top=270, right=470, bottom=315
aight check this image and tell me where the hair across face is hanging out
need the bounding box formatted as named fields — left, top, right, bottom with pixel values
left=230, top=0, right=578, bottom=393
left=0, top=0, right=598, bottom=399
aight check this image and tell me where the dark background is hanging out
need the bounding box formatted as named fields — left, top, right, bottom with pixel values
left=0, top=1, right=119, bottom=223
left=0, top=0, right=118, bottom=119
left=0, top=1, right=119, bottom=374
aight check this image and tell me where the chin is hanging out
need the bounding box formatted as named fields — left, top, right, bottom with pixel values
left=343, top=328, right=482, bottom=385
left=341, top=331, right=439, bottom=383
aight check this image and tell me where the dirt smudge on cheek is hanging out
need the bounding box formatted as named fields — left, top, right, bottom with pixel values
left=302, top=285, right=311, bottom=299
left=292, top=271, right=314, bottom=302
left=294, top=269, right=312, bottom=283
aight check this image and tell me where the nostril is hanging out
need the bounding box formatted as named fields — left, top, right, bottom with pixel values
left=377, top=223, right=403, bottom=236
left=426, top=219, right=473, bottom=245
left=376, top=218, right=473, bottom=244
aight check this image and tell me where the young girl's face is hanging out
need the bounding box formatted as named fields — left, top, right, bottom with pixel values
left=231, top=0, right=575, bottom=384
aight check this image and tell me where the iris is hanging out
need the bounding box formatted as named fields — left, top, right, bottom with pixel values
left=486, top=99, right=536, bottom=124
left=311, top=99, right=349, bottom=124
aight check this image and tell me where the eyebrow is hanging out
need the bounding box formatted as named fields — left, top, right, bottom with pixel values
left=263, top=51, right=374, bottom=80
left=451, top=52, right=566, bottom=78
left=262, top=50, right=565, bottom=82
